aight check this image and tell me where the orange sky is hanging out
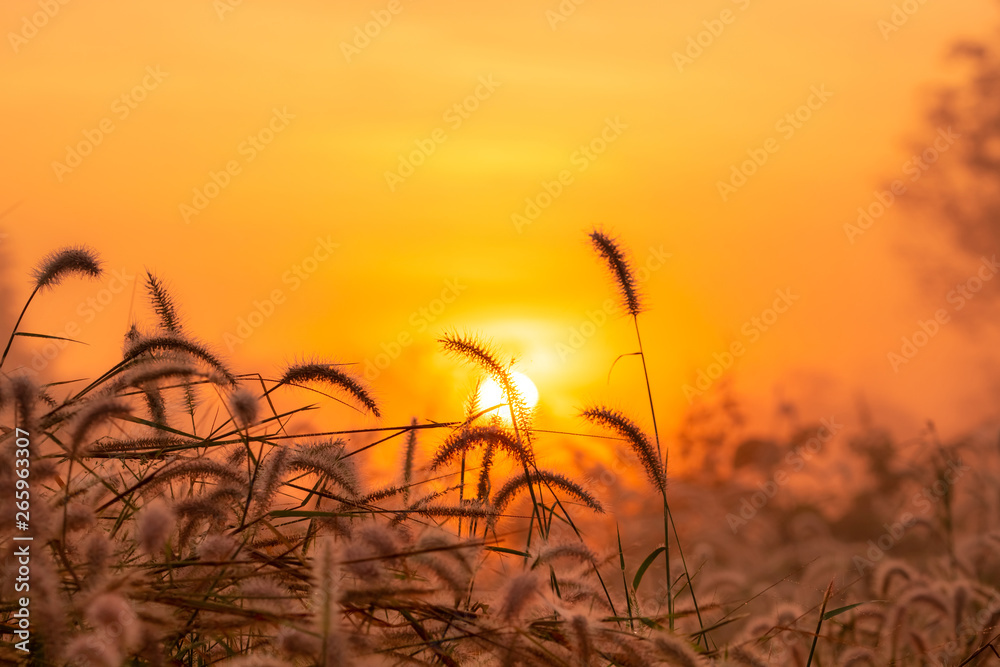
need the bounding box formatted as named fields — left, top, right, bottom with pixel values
left=2, top=0, right=999, bottom=465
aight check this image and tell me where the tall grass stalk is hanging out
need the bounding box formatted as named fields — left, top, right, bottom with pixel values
left=588, top=228, right=704, bottom=638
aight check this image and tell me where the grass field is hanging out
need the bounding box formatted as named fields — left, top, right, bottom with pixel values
left=1, top=233, right=999, bottom=666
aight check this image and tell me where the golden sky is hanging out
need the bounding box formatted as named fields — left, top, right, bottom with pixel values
left=2, top=0, right=999, bottom=460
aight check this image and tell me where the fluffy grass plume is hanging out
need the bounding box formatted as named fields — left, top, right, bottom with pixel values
left=123, top=334, right=237, bottom=385
left=31, top=245, right=102, bottom=290
left=229, top=386, right=259, bottom=428
left=403, top=417, right=417, bottom=489
left=279, top=360, right=380, bottom=416
left=491, top=469, right=604, bottom=518
left=430, top=424, right=532, bottom=469
left=581, top=406, right=666, bottom=494
left=589, top=228, right=643, bottom=317
left=4, top=241, right=998, bottom=666
left=136, top=498, right=175, bottom=556
left=438, top=332, right=533, bottom=437
left=69, top=397, right=132, bottom=458
left=145, top=270, right=182, bottom=334
left=1, top=245, right=102, bottom=369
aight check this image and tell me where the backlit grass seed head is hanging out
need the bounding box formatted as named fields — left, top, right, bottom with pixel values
left=581, top=406, right=665, bottom=494
left=415, top=554, right=471, bottom=603
left=727, top=647, right=769, bottom=667
left=276, top=627, right=322, bottom=658
left=90, top=435, right=190, bottom=456
left=872, top=558, right=920, bottom=597
left=556, top=578, right=610, bottom=610
left=431, top=424, right=532, bottom=470
left=86, top=592, right=141, bottom=651
left=230, top=386, right=259, bottom=428
left=476, top=438, right=497, bottom=501
left=124, top=334, right=237, bottom=386
left=403, top=417, right=417, bottom=499
left=253, top=446, right=290, bottom=510
left=359, top=484, right=405, bottom=504
left=569, top=614, right=593, bottom=666
left=85, top=533, right=113, bottom=580
left=144, top=458, right=247, bottom=494
left=882, top=586, right=951, bottom=655
left=438, top=332, right=532, bottom=434
left=837, top=647, right=878, bottom=666
left=589, top=229, right=643, bottom=317
left=137, top=498, right=175, bottom=555
left=65, top=634, right=122, bottom=667
left=491, top=470, right=603, bottom=526
left=412, top=534, right=474, bottom=599
left=532, top=542, right=597, bottom=568
left=288, top=440, right=359, bottom=497
left=141, top=385, right=167, bottom=425
left=62, top=502, right=96, bottom=533
left=175, top=486, right=242, bottom=526
left=651, top=632, right=706, bottom=667
left=464, top=377, right=484, bottom=423
left=145, top=270, right=182, bottom=334
left=240, top=580, right=289, bottom=616
left=772, top=602, right=806, bottom=629
left=413, top=501, right=496, bottom=521
left=604, top=631, right=656, bottom=667
left=9, top=374, right=38, bottom=427
left=497, top=571, right=542, bottom=624
left=310, top=538, right=353, bottom=667
left=109, top=361, right=211, bottom=393
left=32, top=245, right=102, bottom=290
left=32, top=551, right=67, bottom=649
left=343, top=524, right=400, bottom=577
left=279, top=360, right=380, bottom=417
left=71, top=397, right=132, bottom=458
left=199, top=533, right=238, bottom=561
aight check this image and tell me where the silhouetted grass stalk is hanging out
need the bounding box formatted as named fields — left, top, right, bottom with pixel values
left=589, top=229, right=704, bottom=639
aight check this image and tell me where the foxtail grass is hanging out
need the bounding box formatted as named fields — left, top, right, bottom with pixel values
left=1, top=245, right=101, bottom=370
left=587, top=228, right=704, bottom=640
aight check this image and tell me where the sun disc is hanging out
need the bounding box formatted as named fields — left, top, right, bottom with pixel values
left=479, top=371, right=539, bottom=415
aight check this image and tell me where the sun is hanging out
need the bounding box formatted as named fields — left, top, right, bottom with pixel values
left=479, top=371, right=539, bottom=417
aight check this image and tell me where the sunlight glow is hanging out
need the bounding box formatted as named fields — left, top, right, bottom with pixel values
left=479, top=371, right=539, bottom=417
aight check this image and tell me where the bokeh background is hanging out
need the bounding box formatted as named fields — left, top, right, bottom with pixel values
left=3, top=0, right=1000, bottom=474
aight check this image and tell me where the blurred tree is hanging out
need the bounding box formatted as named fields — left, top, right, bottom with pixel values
left=904, top=31, right=1000, bottom=278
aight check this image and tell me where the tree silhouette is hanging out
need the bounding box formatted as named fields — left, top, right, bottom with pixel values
left=904, top=31, right=1000, bottom=276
